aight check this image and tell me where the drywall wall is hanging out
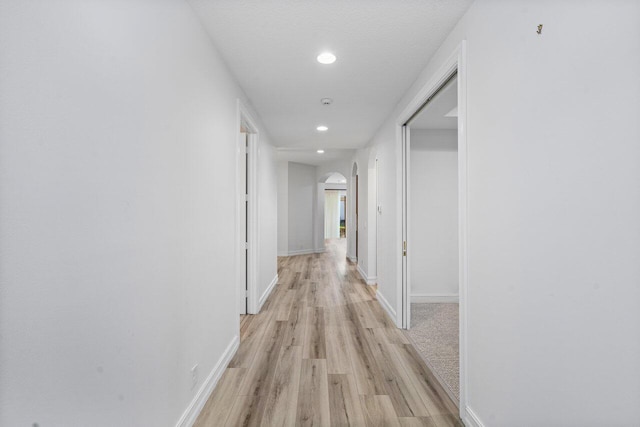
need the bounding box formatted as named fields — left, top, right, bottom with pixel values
left=366, top=148, right=378, bottom=283
left=278, top=161, right=350, bottom=256
left=287, top=162, right=317, bottom=254
left=257, top=142, right=278, bottom=304
left=276, top=161, right=289, bottom=255
left=368, top=0, right=640, bottom=424
left=410, top=130, right=458, bottom=299
left=0, top=1, right=277, bottom=425
left=347, top=148, right=378, bottom=284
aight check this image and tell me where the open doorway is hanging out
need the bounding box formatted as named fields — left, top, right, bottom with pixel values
left=397, top=46, right=468, bottom=414
left=323, top=172, right=347, bottom=248
left=324, top=190, right=347, bottom=239
left=324, top=173, right=347, bottom=240
left=405, top=74, right=459, bottom=404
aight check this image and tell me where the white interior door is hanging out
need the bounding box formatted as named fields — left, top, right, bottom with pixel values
left=238, top=132, right=248, bottom=315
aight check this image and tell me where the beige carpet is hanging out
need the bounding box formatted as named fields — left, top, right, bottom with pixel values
left=407, top=303, right=459, bottom=402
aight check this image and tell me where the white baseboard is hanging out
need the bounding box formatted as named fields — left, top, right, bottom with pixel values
left=287, top=248, right=316, bottom=256
left=279, top=249, right=326, bottom=257
left=258, top=274, right=278, bottom=311
left=175, top=334, right=239, bottom=427
left=463, top=406, right=485, bottom=427
left=356, top=264, right=377, bottom=285
left=411, top=293, right=459, bottom=303
left=376, top=290, right=398, bottom=327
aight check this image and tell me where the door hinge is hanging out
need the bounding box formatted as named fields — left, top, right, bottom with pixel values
left=245, top=242, right=248, bottom=250
left=245, top=290, right=249, bottom=297
left=403, top=241, right=407, bottom=257
left=245, top=194, right=249, bottom=201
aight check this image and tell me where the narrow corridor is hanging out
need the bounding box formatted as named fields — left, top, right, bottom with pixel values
left=195, top=239, right=461, bottom=426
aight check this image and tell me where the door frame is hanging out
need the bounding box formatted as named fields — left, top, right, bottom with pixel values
left=355, top=174, right=359, bottom=259
left=236, top=100, right=259, bottom=315
left=395, top=41, right=469, bottom=417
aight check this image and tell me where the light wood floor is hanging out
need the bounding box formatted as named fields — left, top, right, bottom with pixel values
left=195, top=239, right=462, bottom=427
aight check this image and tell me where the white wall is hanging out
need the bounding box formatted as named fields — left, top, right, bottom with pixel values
left=257, top=142, right=278, bottom=303
left=348, top=148, right=378, bottom=284
left=366, top=149, right=378, bottom=282
left=0, top=1, right=277, bottom=425
left=410, top=130, right=458, bottom=299
left=287, top=162, right=317, bottom=254
left=368, top=0, right=640, bottom=425
left=276, top=161, right=289, bottom=256
left=278, top=161, right=350, bottom=256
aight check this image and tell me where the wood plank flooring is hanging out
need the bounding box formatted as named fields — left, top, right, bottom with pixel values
left=195, top=239, right=462, bottom=427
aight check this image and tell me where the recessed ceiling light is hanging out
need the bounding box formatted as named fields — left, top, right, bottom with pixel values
left=316, top=125, right=328, bottom=131
left=317, top=149, right=325, bottom=154
left=317, top=52, right=336, bottom=64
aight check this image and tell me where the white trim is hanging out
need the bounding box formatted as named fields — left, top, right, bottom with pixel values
left=356, top=264, right=377, bottom=285
left=236, top=99, right=260, bottom=315
left=247, top=133, right=259, bottom=314
left=411, top=293, right=459, bottom=303
left=287, top=248, right=317, bottom=256
left=235, top=130, right=246, bottom=315
left=457, top=41, right=470, bottom=420
left=463, top=406, right=485, bottom=427
left=348, top=256, right=357, bottom=263
left=403, top=124, right=411, bottom=329
left=279, top=248, right=326, bottom=257
left=394, top=123, right=404, bottom=332
left=258, top=274, right=279, bottom=311
left=175, top=335, right=239, bottom=427
left=376, top=290, right=398, bottom=326
left=396, top=46, right=461, bottom=124
left=395, top=41, right=469, bottom=420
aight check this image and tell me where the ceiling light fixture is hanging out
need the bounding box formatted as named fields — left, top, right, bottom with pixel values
left=317, top=52, right=336, bottom=64
left=316, top=125, right=328, bottom=131
left=317, top=149, right=325, bottom=154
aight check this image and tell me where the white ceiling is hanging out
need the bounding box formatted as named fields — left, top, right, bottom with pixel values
left=188, top=0, right=473, bottom=152
left=276, top=148, right=356, bottom=167
left=409, top=75, right=458, bottom=130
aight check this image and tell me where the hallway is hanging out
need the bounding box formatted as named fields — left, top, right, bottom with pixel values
left=195, top=240, right=461, bottom=426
